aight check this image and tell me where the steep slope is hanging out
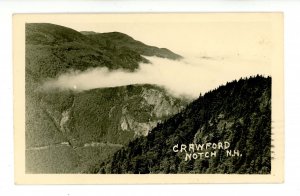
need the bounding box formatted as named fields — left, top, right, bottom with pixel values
left=98, top=76, right=271, bottom=174
left=30, top=84, right=188, bottom=147
left=69, top=84, right=188, bottom=145
left=26, top=84, right=188, bottom=173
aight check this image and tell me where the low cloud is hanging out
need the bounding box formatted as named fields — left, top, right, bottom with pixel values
left=42, top=55, right=270, bottom=98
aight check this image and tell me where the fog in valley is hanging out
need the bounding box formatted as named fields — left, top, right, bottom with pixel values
left=42, top=55, right=270, bottom=98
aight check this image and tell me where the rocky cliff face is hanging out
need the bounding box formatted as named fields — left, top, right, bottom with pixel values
left=37, top=85, right=188, bottom=146
left=66, top=84, right=188, bottom=146
left=118, top=86, right=187, bottom=137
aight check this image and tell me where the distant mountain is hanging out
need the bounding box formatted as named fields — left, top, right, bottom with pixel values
left=97, top=76, right=271, bottom=174
left=25, top=23, right=187, bottom=173
left=85, top=31, right=182, bottom=60
left=26, top=23, right=181, bottom=82
left=80, top=31, right=98, bottom=35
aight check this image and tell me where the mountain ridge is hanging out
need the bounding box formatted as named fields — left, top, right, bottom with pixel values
left=26, top=23, right=182, bottom=82
left=85, top=31, right=182, bottom=60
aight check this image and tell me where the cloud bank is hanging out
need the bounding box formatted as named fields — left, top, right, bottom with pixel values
left=42, top=55, right=270, bottom=98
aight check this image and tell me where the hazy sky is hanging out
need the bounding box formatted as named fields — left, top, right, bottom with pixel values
left=50, top=20, right=272, bottom=63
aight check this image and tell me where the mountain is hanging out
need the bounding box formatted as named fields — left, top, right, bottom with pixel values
left=25, top=23, right=187, bottom=173
left=26, top=84, right=188, bottom=173
left=97, top=76, right=271, bottom=174
left=84, top=31, right=182, bottom=60
left=27, top=84, right=188, bottom=147
left=26, top=23, right=181, bottom=82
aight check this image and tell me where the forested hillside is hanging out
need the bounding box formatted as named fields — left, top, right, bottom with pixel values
left=98, top=76, right=271, bottom=174
left=26, top=23, right=181, bottom=81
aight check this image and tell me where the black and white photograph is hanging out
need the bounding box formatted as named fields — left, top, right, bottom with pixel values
left=13, top=13, right=284, bottom=183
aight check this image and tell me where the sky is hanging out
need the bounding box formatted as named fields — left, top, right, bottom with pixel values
left=50, top=19, right=273, bottom=62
